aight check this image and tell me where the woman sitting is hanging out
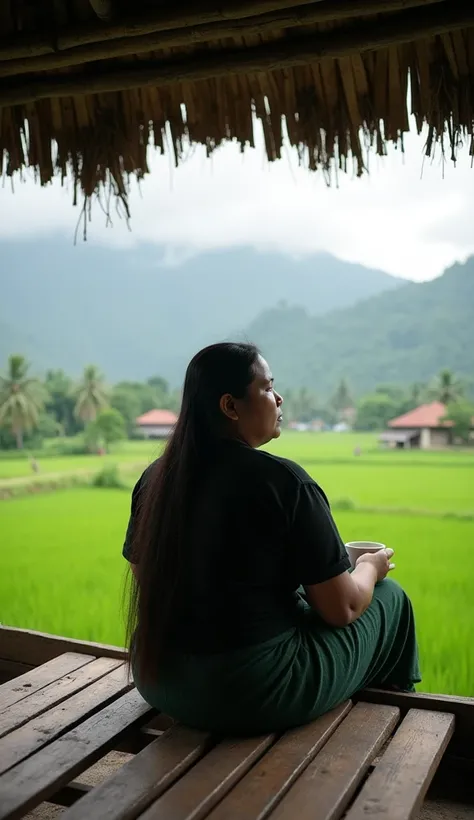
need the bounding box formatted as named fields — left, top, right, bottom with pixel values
left=124, top=342, right=420, bottom=735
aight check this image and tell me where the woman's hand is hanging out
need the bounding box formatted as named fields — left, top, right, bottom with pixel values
left=356, top=548, right=395, bottom=583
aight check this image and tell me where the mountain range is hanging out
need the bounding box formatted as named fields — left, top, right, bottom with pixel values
left=0, top=237, right=472, bottom=394
left=243, top=257, right=474, bottom=394
left=0, top=238, right=400, bottom=383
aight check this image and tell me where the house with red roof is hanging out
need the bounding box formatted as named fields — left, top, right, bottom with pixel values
left=136, top=409, right=178, bottom=439
left=380, top=401, right=453, bottom=450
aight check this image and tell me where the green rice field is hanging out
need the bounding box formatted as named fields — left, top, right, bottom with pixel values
left=0, top=440, right=161, bottom=481
left=1, top=432, right=473, bottom=697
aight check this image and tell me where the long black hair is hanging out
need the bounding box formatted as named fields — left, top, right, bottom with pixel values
left=126, top=342, right=260, bottom=683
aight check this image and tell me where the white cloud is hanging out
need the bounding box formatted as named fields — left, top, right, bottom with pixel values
left=1, top=119, right=473, bottom=281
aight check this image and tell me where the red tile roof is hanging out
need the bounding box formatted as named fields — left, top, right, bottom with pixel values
left=136, top=409, right=178, bottom=426
left=388, top=401, right=450, bottom=429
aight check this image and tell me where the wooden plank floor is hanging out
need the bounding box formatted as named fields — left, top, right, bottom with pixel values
left=0, top=653, right=457, bottom=820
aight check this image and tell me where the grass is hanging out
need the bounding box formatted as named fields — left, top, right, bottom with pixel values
left=271, top=433, right=474, bottom=514
left=0, top=489, right=130, bottom=645
left=1, top=431, right=474, bottom=697
left=335, top=510, right=474, bottom=697
left=267, top=432, right=474, bottom=464
left=301, top=463, right=474, bottom=514
left=2, top=432, right=472, bottom=481
left=0, top=440, right=162, bottom=480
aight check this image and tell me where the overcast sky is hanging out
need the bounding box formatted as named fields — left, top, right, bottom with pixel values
left=1, top=118, right=473, bottom=282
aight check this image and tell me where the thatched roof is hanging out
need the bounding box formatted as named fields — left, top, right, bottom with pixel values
left=1, top=0, right=473, bottom=214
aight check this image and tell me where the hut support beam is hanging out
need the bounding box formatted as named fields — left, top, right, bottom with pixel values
left=0, top=0, right=447, bottom=78
left=0, top=0, right=471, bottom=109
left=0, top=0, right=447, bottom=62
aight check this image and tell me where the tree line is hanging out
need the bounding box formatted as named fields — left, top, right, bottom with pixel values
left=0, top=355, right=180, bottom=451
left=0, top=355, right=472, bottom=451
left=278, top=369, right=472, bottom=441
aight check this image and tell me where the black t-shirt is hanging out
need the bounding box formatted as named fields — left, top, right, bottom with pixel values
left=123, top=439, right=350, bottom=653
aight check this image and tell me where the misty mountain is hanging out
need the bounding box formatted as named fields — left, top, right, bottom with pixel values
left=242, top=257, right=474, bottom=394
left=0, top=237, right=401, bottom=383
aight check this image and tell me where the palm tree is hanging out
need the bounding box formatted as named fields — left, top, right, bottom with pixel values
left=74, top=365, right=108, bottom=424
left=432, top=369, right=463, bottom=405
left=0, top=355, right=45, bottom=449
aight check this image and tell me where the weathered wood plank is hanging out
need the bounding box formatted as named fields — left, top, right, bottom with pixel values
left=359, top=689, right=474, bottom=752
left=207, top=701, right=352, bottom=820
left=0, top=687, right=152, bottom=820
left=269, top=702, right=400, bottom=820
left=0, top=663, right=130, bottom=776
left=361, top=688, right=474, bottom=714
left=0, top=657, right=122, bottom=738
left=0, top=653, right=94, bottom=712
left=0, top=626, right=126, bottom=666
left=139, top=734, right=276, bottom=820
left=61, top=725, right=211, bottom=820
left=345, top=709, right=455, bottom=820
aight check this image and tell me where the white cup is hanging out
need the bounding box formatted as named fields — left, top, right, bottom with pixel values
left=345, top=541, right=386, bottom=570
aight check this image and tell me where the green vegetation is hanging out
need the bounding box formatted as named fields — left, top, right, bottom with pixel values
left=0, top=489, right=129, bottom=643
left=92, top=463, right=127, bottom=489
left=314, top=463, right=472, bottom=515
left=2, top=241, right=472, bottom=699
left=1, top=347, right=472, bottom=454
left=267, top=434, right=474, bottom=515
left=442, top=401, right=474, bottom=444
left=330, top=378, right=353, bottom=419
left=0, top=432, right=473, bottom=698
left=246, top=257, right=474, bottom=394
left=2, top=241, right=474, bottom=396
left=0, top=241, right=400, bottom=385
left=0, top=355, right=181, bottom=453
left=0, top=439, right=159, bottom=480
left=335, top=511, right=474, bottom=697
left=0, top=355, right=45, bottom=449
left=85, top=408, right=127, bottom=452
left=433, top=368, right=464, bottom=405
left=267, top=432, right=473, bottom=464
left=73, top=365, right=108, bottom=424
left=2, top=254, right=474, bottom=447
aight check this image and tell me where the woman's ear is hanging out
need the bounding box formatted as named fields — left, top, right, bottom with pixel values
left=219, top=393, right=239, bottom=421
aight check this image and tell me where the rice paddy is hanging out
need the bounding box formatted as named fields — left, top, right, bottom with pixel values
left=1, top=432, right=473, bottom=697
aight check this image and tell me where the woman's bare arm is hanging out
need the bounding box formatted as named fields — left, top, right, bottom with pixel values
left=304, top=551, right=392, bottom=627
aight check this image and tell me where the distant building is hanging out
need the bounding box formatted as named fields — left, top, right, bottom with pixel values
left=380, top=401, right=454, bottom=450
left=136, top=409, right=178, bottom=439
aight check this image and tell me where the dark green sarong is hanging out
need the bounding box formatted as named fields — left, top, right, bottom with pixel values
left=133, top=578, right=421, bottom=735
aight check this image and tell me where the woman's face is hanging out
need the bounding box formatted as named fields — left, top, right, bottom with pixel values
left=221, top=355, right=283, bottom=448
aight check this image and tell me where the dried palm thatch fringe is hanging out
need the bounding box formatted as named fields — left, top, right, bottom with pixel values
left=0, top=0, right=473, bottom=223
